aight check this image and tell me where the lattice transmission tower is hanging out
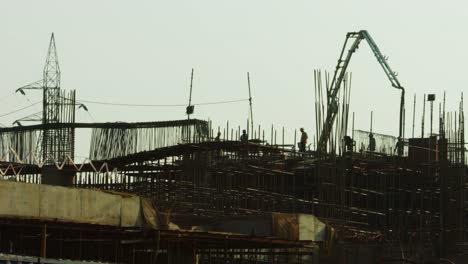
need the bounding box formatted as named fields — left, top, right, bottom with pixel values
left=41, top=33, right=76, bottom=165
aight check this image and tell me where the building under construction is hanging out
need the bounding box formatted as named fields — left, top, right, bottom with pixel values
left=0, top=31, right=466, bottom=264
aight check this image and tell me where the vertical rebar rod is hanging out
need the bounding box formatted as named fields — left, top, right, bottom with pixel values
left=294, top=129, right=297, bottom=152
left=282, top=127, right=284, bottom=149
left=271, top=125, right=273, bottom=145
left=247, top=72, right=254, bottom=134
left=412, top=94, right=416, bottom=138
left=430, top=100, right=434, bottom=136
left=187, top=68, right=194, bottom=120
left=422, top=94, right=426, bottom=138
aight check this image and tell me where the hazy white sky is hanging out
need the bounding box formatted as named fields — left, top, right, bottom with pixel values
left=1, top=0, right=467, bottom=157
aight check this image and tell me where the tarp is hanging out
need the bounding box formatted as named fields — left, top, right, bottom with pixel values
left=272, top=213, right=299, bottom=240
left=0, top=181, right=157, bottom=228
left=194, top=213, right=327, bottom=242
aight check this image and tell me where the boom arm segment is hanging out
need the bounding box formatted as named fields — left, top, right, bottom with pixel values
left=317, top=30, right=405, bottom=155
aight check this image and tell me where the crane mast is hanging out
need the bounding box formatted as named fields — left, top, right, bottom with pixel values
left=316, top=30, right=405, bottom=155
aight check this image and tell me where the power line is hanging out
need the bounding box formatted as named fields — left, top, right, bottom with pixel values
left=76, top=98, right=249, bottom=107
left=0, top=92, right=16, bottom=104
left=0, top=101, right=42, bottom=118
left=194, top=98, right=249, bottom=106
left=21, top=94, right=43, bottom=114
left=85, top=108, right=96, bottom=122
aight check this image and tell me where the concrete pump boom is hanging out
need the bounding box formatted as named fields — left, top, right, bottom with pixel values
left=316, top=30, right=405, bottom=155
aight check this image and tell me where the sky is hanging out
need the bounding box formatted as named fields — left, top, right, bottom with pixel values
left=1, top=0, right=467, bottom=158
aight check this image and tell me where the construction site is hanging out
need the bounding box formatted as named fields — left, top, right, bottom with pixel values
left=0, top=29, right=466, bottom=264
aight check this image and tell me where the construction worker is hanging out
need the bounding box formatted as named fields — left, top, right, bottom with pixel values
left=215, top=132, right=221, bottom=142
left=344, top=135, right=354, bottom=153
left=240, top=129, right=248, bottom=143
left=213, top=132, right=223, bottom=159
left=368, top=133, right=376, bottom=152
left=394, top=138, right=404, bottom=156
left=298, top=128, right=308, bottom=152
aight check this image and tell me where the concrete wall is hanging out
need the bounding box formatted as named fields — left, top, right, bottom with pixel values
left=0, top=181, right=148, bottom=228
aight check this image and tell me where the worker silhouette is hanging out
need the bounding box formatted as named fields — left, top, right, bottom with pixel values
left=344, top=135, right=354, bottom=153
left=213, top=132, right=223, bottom=159
left=240, top=129, right=248, bottom=143
left=394, top=138, right=404, bottom=156
left=215, top=132, right=221, bottom=142
left=368, top=133, right=376, bottom=152
left=298, top=128, right=308, bottom=152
